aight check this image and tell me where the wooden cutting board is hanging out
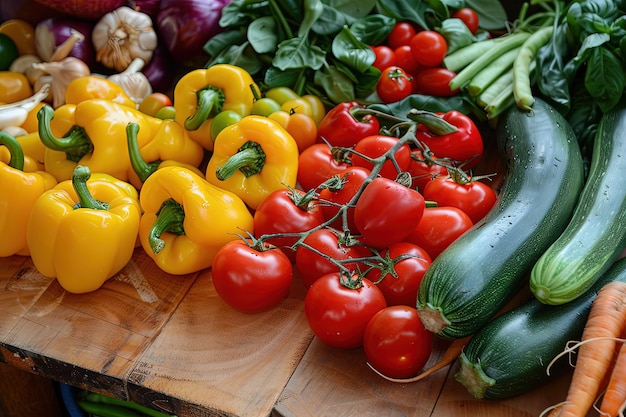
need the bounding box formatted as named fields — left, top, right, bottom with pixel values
left=0, top=249, right=585, bottom=417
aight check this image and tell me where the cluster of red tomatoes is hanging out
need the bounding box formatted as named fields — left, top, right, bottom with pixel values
left=211, top=97, right=497, bottom=379
left=373, top=7, right=480, bottom=103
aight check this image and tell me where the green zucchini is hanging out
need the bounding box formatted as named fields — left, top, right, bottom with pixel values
left=530, top=106, right=626, bottom=305
left=455, top=256, right=626, bottom=399
left=417, top=98, right=585, bottom=339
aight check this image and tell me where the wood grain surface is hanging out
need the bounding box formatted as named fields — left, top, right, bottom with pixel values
left=0, top=247, right=587, bottom=417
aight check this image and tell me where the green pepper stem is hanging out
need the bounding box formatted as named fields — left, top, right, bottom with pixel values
left=72, top=165, right=110, bottom=211
left=184, top=86, right=225, bottom=131
left=215, top=141, right=266, bottom=180
left=126, top=122, right=160, bottom=183
left=0, top=132, right=25, bottom=171
left=407, top=109, right=459, bottom=135
left=37, top=105, right=93, bottom=162
left=148, top=198, right=186, bottom=254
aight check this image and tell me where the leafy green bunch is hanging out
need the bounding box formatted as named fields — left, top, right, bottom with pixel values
left=536, top=0, right=626, bottom=114
left=204, top=0, right=506, bottom=105
left=533, top=0, right=626, bottom=161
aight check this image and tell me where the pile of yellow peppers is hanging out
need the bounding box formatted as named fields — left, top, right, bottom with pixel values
left=0, top=62, right=326, bottom=294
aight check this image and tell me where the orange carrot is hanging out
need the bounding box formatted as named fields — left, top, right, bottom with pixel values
left=600, top=340, right=626, bottom=416
left=553, top=281, right=626, bottom=417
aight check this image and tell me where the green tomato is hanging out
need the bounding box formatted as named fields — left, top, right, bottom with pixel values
left=0, top=33, right=19, bottom=71
left=211, top=110, right=242, bottom=141
left=251, top=97, right=281, bottom=117
left=155, top=105, right=176, bottom=120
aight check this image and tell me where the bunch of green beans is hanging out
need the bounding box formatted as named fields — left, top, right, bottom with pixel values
left=443, top=26, right=553, bottom=120
left=77, top=390, right=177, bottom=417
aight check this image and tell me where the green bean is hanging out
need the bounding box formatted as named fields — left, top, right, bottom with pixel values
left=82, top=392, right=177, bottom=417
left=443, top=38, right=499, bottom=72
left=78, top=400, right=145, bottom=417
left=466, top=47, right=520, bottom=97
left=477, top=69, right=514, bottom=108
left=513, top=26, right=554, bottom=112
left=485, top=85, right=515, bottom=120
left=448, top=32, right=531, bottom=91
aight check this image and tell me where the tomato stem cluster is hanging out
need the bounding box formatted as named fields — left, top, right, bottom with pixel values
left=255, top=107, right=490, bottom=288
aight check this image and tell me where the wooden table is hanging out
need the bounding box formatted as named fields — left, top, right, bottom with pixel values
left=0, top=249, right=586, bottom=417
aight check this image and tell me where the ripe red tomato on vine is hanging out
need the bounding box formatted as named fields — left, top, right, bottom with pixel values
left=305, top=273, right=387, bottom=349
left=376, top=66, right=414, bottom=103
left=423, top=174, right=497, bottom=224
left=212, top=240, right=293, bottom=313
left=364, top=305, right=433, bottom=378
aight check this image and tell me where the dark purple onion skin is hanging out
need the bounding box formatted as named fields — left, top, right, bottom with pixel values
left=38, top=18, right=97, bottom=67
left=156, top=0, right=232, bottom=63
left=128, top=0, right=161, bottom=19
left=143, top=44, right=178, bottom=94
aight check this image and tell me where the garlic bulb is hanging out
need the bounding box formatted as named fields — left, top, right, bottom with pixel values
left=92, top=6, right=158, bottom=72
left=108, top=57, right=153, bottom=106
left=32, top=57, right=91, bottom=108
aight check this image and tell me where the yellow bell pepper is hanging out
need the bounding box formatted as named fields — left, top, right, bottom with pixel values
left=205, top=115, right=299, bottom=210
left=26, top=165, right=141, bottom=294
left=125, top=122, right=205, bottom=188
left=173, top=64, right=257, bottom=151
left=0, top=19, right=37, bottom=56
left=0, top=71, right=32, bottom=104
left=64, top=76, right=136, bottom=108
left=0, top=132, right=57, bottom=257
left=37, top=99, right=203, bottom=183
left=139, top=165, right=254, bottom=275
left=0, top=131, right=47, bottom=172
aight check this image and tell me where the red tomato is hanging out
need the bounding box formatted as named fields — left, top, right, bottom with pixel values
left=305, top=273, right=387, bottom=349
left=297, top=143, right=350, bottom=191
left=408, top=149, right=450, bottom=193
left=423, top=176, right=497, bottom=223
left=363, top=305, right=433, bottom=378
left=409, top=30, right=447, bottom=67
left=414, top=110, right=483, bottom=169
left=354, top=177, right=426, bottom=248
left=367, top=242, right=431, bottom=306
left=254, top=188, right=325, bottom=263
left=371, top=45, right=397, bottom=71
left=394, top=45, right=421, bottom=75
left=318, top=166, right=371, bottom=231
left=413, top=67, right=459, bottom=97
left=295, top=228, right=372, bottom=288
left=406, top=206, right=474, bottom=259
left=376, top=66, right=414, bottom=103
left=453, top=7, right=480, bottom=34
left=212, top=240, right=293, bottom=313
left=138, top=92, right=173, bottom=117
left=387, top=22, right=417, bottom=49
left=351, top=135, right=412, bottom=180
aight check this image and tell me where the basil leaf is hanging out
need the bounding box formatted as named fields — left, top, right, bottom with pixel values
left=349, top=14, right=396, bottom=45
left=375, top=0, right=432, bottom=30
left=314, top=66, right=356, bottom=103
left=332, top=26, right=375, bottom=73
left=324, top=0, right=377, bottom=18
left=204, top=30, right=247, bottom=57
left=248, top=16, right=279, bottom=54
left=585, top=47, right=624, bottom=113
left=439, top=17, right=475, bottom=54
left=465, top=0, right=507, bottom=30
left=273, top=37, right=327, bottom=70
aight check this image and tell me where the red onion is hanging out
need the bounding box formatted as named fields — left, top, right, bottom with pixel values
left=128, top=0, right=161, bottom=19
left=33, top=0, right=127, bottom=20
left=142, top=44, right=176, bottom=94
left=156, top=0, right=232, bottom=63
left=35, top=18, right=97, bottom=68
